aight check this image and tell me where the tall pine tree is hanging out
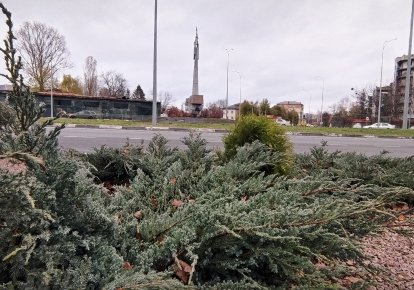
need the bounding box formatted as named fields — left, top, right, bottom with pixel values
left=132, top=84, right=145, bottom=100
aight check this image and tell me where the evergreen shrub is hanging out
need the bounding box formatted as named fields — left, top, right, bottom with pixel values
left=85, top=142, right=144, bottom=186
left=223, top=114, right=293, bottom=174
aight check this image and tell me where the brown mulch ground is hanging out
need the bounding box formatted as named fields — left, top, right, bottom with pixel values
left=0, top=158, right=27, bottom=174
left=361, top=217, right=414, bottom=289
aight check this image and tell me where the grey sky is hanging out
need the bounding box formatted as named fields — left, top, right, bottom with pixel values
left=1, top=0, right=412, bottom=113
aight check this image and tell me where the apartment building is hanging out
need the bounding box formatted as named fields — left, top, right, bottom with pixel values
left=276, top=101, right=304, bottom=121
left=393, top=55, right=414, bottom=119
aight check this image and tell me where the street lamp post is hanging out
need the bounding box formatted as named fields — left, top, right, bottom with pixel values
left=225, top=48, right=233, bottom=119
left=233, top=71, right=242, bottom=117
left=152, top=0, right=158, bottom=126
left=314, top=77, right=324, bottom=126
left=403, top=0, right=414, bottom=129
left=377, top=38, right=397, bottom=127
left=320, top=80, right=324, bottom=126
left=50, top=72, right=53, bottom=118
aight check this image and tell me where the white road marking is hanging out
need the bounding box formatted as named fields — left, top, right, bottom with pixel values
left=62, top=136, right=97, bottom=139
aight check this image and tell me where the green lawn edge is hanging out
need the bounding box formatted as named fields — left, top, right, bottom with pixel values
left=45, top=117, right=414, bottom=138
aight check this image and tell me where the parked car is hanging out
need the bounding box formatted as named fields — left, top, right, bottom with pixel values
left=276, top=117, right=291, bottom=126
left=352, top=123, right=362, bottom=129
left=363, top=122, right=395, bottom=129
left=69, top=110, right=97, bottom=119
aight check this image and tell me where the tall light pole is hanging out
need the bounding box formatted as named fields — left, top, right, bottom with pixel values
left=403, top=0, right=414, bottom=129
left=314, top=77, right=324, bottom=126
left=152, top=0, right=158, bottom=126
left=377, top=38, right=397, bottom=127
left=50, top=72, right=54, bottom=118
left=225, top=48, right=233, bottom=119
left=320, top=79, right=324, bottom=126
left=233, top=71, right=242, bottom=117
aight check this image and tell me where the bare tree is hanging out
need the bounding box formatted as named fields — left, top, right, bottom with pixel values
left=207, top=99, right=226, bottom=109
left=99, top=71, right=128, bottom=98
left=17, top=21, right=71, bottom=91
left=159, top=91, right=174, bottom=113
left=146, top=90, right=174, bottom=111
left=83, top=56, right=98, bottom=96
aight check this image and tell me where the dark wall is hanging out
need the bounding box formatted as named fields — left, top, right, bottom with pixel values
left=0, top=91, right=160, bottom=120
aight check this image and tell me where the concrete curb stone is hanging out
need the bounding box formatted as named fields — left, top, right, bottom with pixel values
left=123, top=126, right=147, bottom=130
left=145, top=126, right=170, bottom=131
left=98, top=125, right=123, bottom=129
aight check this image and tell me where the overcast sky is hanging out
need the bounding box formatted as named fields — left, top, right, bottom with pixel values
left=1, top=0, right=413, bottom=112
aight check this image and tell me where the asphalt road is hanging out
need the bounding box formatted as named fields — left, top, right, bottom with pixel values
left=56, top=127, right=414, bottom=157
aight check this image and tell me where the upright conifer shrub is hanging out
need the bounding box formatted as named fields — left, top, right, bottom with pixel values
left=0, top=3, right=63, bottom=163
left=223, top=114, right=293, bottom=174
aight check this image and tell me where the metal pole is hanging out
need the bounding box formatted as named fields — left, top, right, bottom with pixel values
left=225, top=48, right=233, bottom=119
left=234, top=71, right=242, bottom=117
left=152, top=0, right=158, bottom=126
left=378, top=45, right=385, bottom=127
left=239, top=74, right=241, bottom=113
left=378, top=39, right=396, bottom=127
left=50, top=71, right=53, bottom=118
left=403, top=0, right=414, bottom=129
left=320, top=79, right=324, bottom=126
left=226, top=50, right=229, bottom=119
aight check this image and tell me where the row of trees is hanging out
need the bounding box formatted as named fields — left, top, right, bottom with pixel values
left=164, top=99, right=300, bottom=124
left=240, top=99, right=300, bottom=125
left=326, top=87, right=397, bottom=127
left=315, top=86, right=404, bottom=127
left=16, top=21, right=146, bottom=100
left=165, top=103, right=224, bottom=118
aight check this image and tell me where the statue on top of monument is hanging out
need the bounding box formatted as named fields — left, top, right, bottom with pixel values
left=194, top=27, right=199, bottom=61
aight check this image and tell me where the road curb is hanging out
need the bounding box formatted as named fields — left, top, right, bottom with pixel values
left=170, top=127, right=191, bottom=132
left=123, top=126, right=147, bottom=130
left=145, top=126, right=171, bottom=131
left=74, top=124, right=98, bottom=128
left=98, top=125, right=123, bottom=129
left=193, top=128, right=216, bottom=133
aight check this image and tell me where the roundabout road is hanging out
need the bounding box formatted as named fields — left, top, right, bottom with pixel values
left=57, top=127, right=414, bottom=157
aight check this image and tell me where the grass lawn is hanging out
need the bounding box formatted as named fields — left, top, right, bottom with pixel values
left=46, top=117, right=414, bottom=137
left=287, top=125, right=414, bottom=138
left=47, top=118, right=234, bottom=130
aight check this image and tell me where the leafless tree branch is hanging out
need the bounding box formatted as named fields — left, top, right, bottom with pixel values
left=83, top=56, right=98, bottom=97
left=17, top=21, right=71, bottom=91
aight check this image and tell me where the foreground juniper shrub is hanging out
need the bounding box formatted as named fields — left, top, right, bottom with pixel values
left=84, top=142, right=144, bottom=186
left=223, top=114, right=293, bottom=175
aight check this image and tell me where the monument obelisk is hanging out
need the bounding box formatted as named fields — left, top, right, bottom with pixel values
left=186, top=28, right=203, bottom=116
left=192, top=28, right=199, bottom=95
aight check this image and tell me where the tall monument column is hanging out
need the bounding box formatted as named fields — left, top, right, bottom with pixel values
left=192, top=28, right=199, bottom=95
left=186, top=28, right=204, bottom=116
